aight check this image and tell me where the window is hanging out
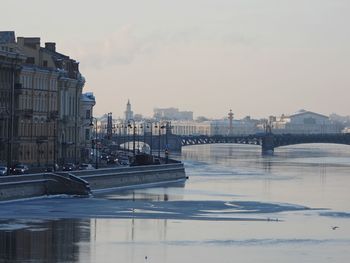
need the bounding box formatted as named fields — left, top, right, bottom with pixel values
left=85, top=129, right=90, bottom=140
left=43, top=60, right=48, bottom=67
left=86, top=110, right=91, bottom=119
left=26, top=57, right=35, bottom=64
left=304, top=117, right=316, bottom=125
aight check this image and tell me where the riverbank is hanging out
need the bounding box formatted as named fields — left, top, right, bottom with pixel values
left=0, top=162, right=186, bottom=202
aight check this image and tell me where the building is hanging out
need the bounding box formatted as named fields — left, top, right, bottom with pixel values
left=171, top=121, right=211, bottom=136
left=124, top=99, right=133, bottom=121
left=80, top=92, right=96, bottom=162
left=271, top=110, right=341, bottom=134
left=209, top=117, right=259, bottom=136
left=171, top=116, right=259, bottom=136
left=0, top=33, right=25, bottom=167
left=0, top=31, right=87, bottom=167
left=153, top=107, right=193, bottom=121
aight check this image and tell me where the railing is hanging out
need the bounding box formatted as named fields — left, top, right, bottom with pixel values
left=36, top=136, right=48, bottom=143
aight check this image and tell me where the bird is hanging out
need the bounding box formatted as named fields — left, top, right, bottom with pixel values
left=331, top=226, right=339, bottom=230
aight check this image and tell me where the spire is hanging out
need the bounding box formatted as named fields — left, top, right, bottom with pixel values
left=124, top=99, right=133, bottom=121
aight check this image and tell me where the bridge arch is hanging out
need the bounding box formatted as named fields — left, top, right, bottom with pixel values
left=272, top=134, right=350, bottom=149
left=179, top=134, right=350, bottom=154
left=111, top=134, right=350, bottom=155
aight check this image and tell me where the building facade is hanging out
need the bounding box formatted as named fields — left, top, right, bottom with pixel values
left=154, top=107, right=193, bottom=121
left=271, top=110, right=341, bottom=134
left=171, top=121, right=211, bottom=136
left=0, top=31, right=88, bottom=167
left=80, top=92, right=96, bottom=162
left=209, top=118, right=259, bottom=136
left=0, top=34, right=25, bottom=167
left=171, top=116, right=259, bottom=136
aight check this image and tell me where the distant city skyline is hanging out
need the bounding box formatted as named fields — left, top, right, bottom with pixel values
left=2, top=0, right=350, bottom=118
left=106, top=101, right=350, bottom=121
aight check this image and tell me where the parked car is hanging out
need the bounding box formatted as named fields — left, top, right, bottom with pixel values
left=13, top=164, right=29, bottom=175
left=107, top=157, right=118, bottom=164
left=79, top=163, right=95, bottom=170
left=100, top=153, right=109, bottom=160
left=62, top=163, right=76, bottom=171
left=45, top=166, right=55, bottom=172
left=0, top=166, right=8, bottom=176
left=118, top=156, right=130, bottom=165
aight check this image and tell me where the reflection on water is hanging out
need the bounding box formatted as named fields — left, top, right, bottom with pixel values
left=95, top=180, right=185, bottom=202
left=0, top=219, right=90, bottom=262
left=1, top=143, right=350, bottom=263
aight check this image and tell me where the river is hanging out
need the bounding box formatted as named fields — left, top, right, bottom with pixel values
left=0, top=144, right=350, bottom=263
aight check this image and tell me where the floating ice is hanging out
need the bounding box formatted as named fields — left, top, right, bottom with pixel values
left=0, top=197, right=310, bottom=221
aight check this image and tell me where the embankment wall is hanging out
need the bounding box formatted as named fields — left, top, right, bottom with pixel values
left=0, top=163, right=186, bottom=201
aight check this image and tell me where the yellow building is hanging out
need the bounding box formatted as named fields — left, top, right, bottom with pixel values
left=0, top=34, right=25, bottom=166
left=0, top=31, right=86, bottom=167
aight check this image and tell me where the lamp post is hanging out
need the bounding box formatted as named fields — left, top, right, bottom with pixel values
left=0, top=108, right=10, bottom=175
left=139, top=123, right=144, bottom=152
left=127, top=124, right=130, bottom=153
left=149, top=122, right=153, bottom=155
left=128, top=119, right=136, bottom=157
left=53, top=119, right=57, bottom=170
left=144, top=121, right=153, bottom=155
left=45, top=115, right=51, bottom=167
left=7, top=61, right=16, bottom=175
left=165, top=121, right=170, bottom=164
left=116, top=123, right=120, bottom=150
left=155, top=122, right=166, bottom=158
left=137, top=124, right=141, bottom=153
left=155, top=122, right=160, bottom=158
left=117, top=123, right=125, bottom=152
left=90, top=117, right=98, bottom=169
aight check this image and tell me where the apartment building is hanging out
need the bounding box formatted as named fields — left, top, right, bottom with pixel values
left=0, top=31, right=89, bottom=167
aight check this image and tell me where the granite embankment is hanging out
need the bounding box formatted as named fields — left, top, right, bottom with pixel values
left=0, top=163, right=186, bottom=201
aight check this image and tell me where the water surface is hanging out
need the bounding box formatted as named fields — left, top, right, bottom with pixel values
left=1, top=144, right=350, bottom=263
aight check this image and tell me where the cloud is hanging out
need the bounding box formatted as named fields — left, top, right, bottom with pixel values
left=75, top=25, right=147, bottom=69
left=71, top=24, right=255, bottom=70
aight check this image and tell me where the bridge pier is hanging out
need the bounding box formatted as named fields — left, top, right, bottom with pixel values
left=261, top=134, right=275, bottom=155
left=167, top=134, right=182, bottom=152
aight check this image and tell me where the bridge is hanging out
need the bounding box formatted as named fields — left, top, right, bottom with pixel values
left=110, top=133, right=350, bottom=154
left=180, top=133, right=350, bottom=154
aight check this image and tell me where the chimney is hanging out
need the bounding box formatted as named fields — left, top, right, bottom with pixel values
left=45, top=42, right=56, bottom=52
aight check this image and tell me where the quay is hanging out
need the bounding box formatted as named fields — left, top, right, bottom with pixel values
left=0, top=161, right=187, bottom=202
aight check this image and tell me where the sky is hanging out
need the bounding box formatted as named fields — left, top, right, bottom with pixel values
left=2, top=0, right=350, bottom=119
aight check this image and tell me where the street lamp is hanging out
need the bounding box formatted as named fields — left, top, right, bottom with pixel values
left=128, top=119, right=136, bottom=157
left=137, top=124, right=141, bottom=153
left=53, top=119, right=57, bottom=170
left=165, top=121, right=171, bottom=164
left=127, top=123, right=131, bottom=152
left=144, top=121, right=153, bottom=155
left=89, top=117, right=98, bottom=169
left=0, top=108, right=10, bottom=175
left=117, top=123, right=126, bottom=152
left=154, top=122, right=166, bottom=158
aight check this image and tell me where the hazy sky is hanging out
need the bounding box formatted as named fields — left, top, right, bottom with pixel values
left=2, top=0, right=350, bottom=118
